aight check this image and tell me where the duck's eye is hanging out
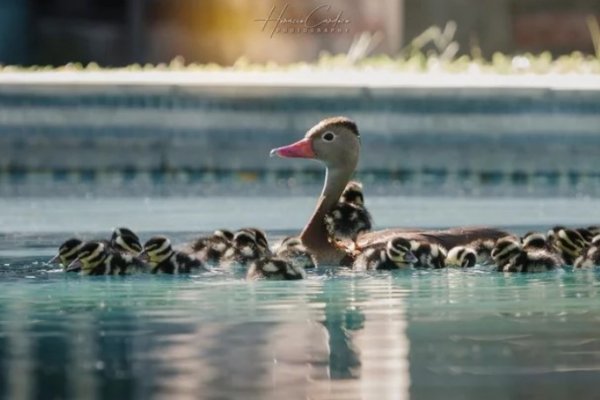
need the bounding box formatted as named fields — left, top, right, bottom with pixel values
left=322, top=131, right=335, bottom=142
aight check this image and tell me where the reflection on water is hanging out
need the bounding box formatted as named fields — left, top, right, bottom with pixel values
left=0, top=255, right=600, bottom=399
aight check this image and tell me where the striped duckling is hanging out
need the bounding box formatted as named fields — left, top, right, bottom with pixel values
left=547, top=226, right=588, bottom=265
left=354, top=237, right=418, bottom=271
left=66, top=241, right=143, bottom=275
left=446, top=246, right=477, bottom=268
left=110, top=227, right=143, bottom=255
left=221, top=228, right=269, bottom=267
left=574, top=234, right=600, bottom=269
left=247, top=257, right=306, bottom=280
left=190, top=229, right=234, bottom=265
left=140, top=236, right=206, bottom=274
left=48, top=238, right=85, bottom=268
left=410, top=241, right=447, bottom=269
left=325, top=181, right=372, bottom=250
left=275, top=236, right=315, bottom=270
left=492, top=236, right=562, bottom=273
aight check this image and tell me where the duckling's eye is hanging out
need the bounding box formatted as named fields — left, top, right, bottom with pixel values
left=322, top=131, right=335, bottom=142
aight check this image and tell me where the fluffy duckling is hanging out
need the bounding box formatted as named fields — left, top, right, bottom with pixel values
left=446, top=246, right=477, bottom=268
left=325, top=181, right=372, bottom=250
left=573, top=234, right=600, bottom=269
left=110, top=227, right=143, bottom=255
left=247, top=257, right=306, bottom=280
left=492, top=236, right=562, bottom=273
left=491, top=236, right=522, bottom=270
left=410, top=241, right=447, bottom=269
left=547, top=226, right=587, bottom=265
left=48, top=238, right=85, bottom=268
left=221, top=229, right=264, bottom=267
left=275, top=236, right=315, bottom=270
left=354, top=237, right=417, bottom=271
left=190, top=229, right=234, bottom=265
left=238, top=227, right=271, bottom=256
left=140, top=236, right=206, bottom=274
left=66, top=241, right=142, bottom=275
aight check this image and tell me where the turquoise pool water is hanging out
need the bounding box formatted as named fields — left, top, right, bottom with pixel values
left=1, top=196, right=600, bottom=399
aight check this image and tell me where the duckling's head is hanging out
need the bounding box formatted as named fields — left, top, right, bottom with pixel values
left=340, top=181, right=365, bottom=206
left=279, top=236, right=304, bottom=251
left=270, top=116, right=360, bottom=170
left=111, top=227, right=142, bottom=255
left=139, top=236, right=174, bottom=266
left=553, top=228, right=587, bottom=258
left=386, top=237, right=418, bottom=265
left=239, top=228, right=270, bottom=255
left=547, top=226, right=566, bottom=243
left=491, top=237, right=521, bottom=266
left=232, top=230, right=260, bottom=258
left=592, top=234, right=600, bottom=247
left=446, top=246, right=477, bottom=268
left=521, top=232, right=547, bottom=250
left=49, top=238, right=84, bottom=267
left=66, top=241, right=107, bottom=273
left=214, top=229, right=234, bottom=242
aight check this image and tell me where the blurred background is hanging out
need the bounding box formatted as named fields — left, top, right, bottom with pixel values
left=1, top=0, right=599, bottom=66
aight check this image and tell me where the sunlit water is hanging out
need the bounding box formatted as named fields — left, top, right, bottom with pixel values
left=1, top=196, right=600, bottom=399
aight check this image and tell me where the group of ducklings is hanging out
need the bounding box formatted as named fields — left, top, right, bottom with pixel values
left=362, top=225, right=600, bottom=273
left=49, top=181, right=600, bottom=280
left=49, top=226, right=313, bottom=280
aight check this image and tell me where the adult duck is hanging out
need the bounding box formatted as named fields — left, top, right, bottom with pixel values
left=270, top=116, right=508, bottom=266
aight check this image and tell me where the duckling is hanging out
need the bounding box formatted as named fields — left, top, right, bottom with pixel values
left=504, top=249, right=563, bottom=273
left=190, top=229, right=234, bottom=265
left=492, top=236, right=563, bottom=272
left=325, top=181, right=372, bottom=250
left=353, top=237, right=417, bottom=270
left=446, top=246, right=477, bottom=268
left=547, top=226, right=587, bottom=265
left=110, top=227, right=142, bottom=255
left=521, top=232, right=550, bottom=251
left=491, top=236, right=522, bottom=270
left=48, top=238, right=85, bottom=268
left=574, top=234, right=600, bottom=269
left=410, top=241, right=447, bottom=269
left=247, top=256, right=306, bottom=280
left=221, top=229, right=263, bottom=267
left=239, top=227, right=271, bottom=256
left=66, top=241, right=142, bottom=275
left=140, top=236, right=206, bottom=274
left=275, top=236, right=315, bottom=270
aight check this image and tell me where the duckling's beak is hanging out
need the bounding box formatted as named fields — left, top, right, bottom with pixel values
left=270, top=138, right=315, bottom=159
left=47, top=254, right=60, bottom=264
left=65, top=259, right=83, bottom=272
left=404, top=252, right=418, bottom=264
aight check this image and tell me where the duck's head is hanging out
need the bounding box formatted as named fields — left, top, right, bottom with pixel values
left=491, top=237, right=521, bottom=266
left=386, top=237, right=418, bottom=265
left=139, top=236, right=174, bottom=266
left=547, top=226, right=566, bottom=243
left=521, top=232, right=547, bottom=249
left=279, top=236, right=304, bottom=251
left=49, top=238, right=84, bottom=267
left=340, top=181, right=365, bottom=206
left=66, top=241, right=108, bottom=273
left=111, top=227, right=142, bottom=255
left=270, top=116, right=360, bottom=170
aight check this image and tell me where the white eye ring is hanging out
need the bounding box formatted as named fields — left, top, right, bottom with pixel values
left=322, top=131, right=336, bottom=142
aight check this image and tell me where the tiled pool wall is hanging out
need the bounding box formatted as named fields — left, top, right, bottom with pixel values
left=0, top=83, right=599, bottom=196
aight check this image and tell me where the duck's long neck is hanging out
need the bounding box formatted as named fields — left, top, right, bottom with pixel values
left=300, top=166, right=354, bottom=265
